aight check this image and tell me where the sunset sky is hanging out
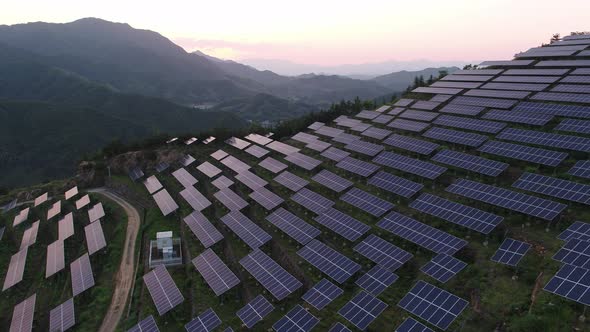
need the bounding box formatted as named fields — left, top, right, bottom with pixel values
left=2, top=0, right=589, bottom=65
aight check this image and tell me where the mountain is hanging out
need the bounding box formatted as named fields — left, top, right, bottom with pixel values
left=370, top=67, right=460, bottom=91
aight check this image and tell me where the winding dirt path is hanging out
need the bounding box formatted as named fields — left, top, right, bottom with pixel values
left=89, top=188, right=141, bottom=332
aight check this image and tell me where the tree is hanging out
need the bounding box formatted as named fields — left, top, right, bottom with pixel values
left=438, top=70, right=449, bottom=79
left=550, top=33, right=560, bottom=44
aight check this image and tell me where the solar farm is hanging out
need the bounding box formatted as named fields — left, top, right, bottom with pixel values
left=3, top=33, right=590, bottom=331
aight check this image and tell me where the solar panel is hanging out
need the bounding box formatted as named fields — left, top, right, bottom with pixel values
left=192, top=249, right=240, bottom=296
left=561, top=75, right=590, bottom=83
left=226, top=137, right=251, bottom=150
left=302, top=278, right=343, bottom=310
left=128, top=316, right=159, bottom=332
left=395, top=317, right=434, bottom=332
left=395, top=99, right=415, bottom=107
left=559, top=221, right=590, bottom=242
left=221, top=211, right=272, bottom=249
left=423, top=127, right=488, bottom=147
left=155, top=162, right=170, bottom=173
left=220, top=155, right=251, bottom=173
left=339, top=291, right=388, bottom=330
left=544, top=264, right=590, bottom=305
left=245, top=133, right=274, bottom=146
left=333, top=132, right=361, bottom=145
left=180, top=186, right=211, bottom=211
left=482, top=109, right=554, bottom=126
left=49, top=298, right=75, bottom=332
left=555, top=119, right=590, bottom=135
left=353, top=234, right=412, bottom=271
left=398, top=280, right=468, bottom=330
left=356, top=265, right=398, bottom=295
left=465, top=88, right=530, bottom=99
left=249, top=187, right=284, bottom=210
left=344, top=140, right=385, bottom=157
left=85, top=220, right=106, bottom=255
left=214, top=188, right=248, bottom=211
left=321, top=147, right=350, bottom=162
left=478, top=140, right=567, bottom=167
left=399, top=109, right=440, bottom=121
left=129, top=167, right=145, bottom=182
left=572, top=68, right=590, bottom=74
left=434, top=115, right=506, bottom=134
left=306, top=140, right=331, bottom=152
left=441, top=74, right=493, bottom=82
left=454, top=69, right=504, bottom=75
left=259, top=157, right=288, bottom=174
left=480, top=59, right=534, bottom=66
left=197, top=162, right=222, bottom=178
left=20, top=220, right=39, bottom=249
left=413, top=87, right=463, bottom=95
left=46, top=241, right=65, bottom=278
left=552, top=84, right=590, bottom=94
left=203, top=136, right=216, bottom=145
left=285, top=152, right=322, bottom=170
left=273, top=305, right=319, bottom=332
left=373, top=151, right=447, bottom=179
left=387, top=118, right=430, bottom=132
left=497, top=128, right=590, bottom=153
left=291, top=188, right=335, bottom=214
left=266, top=208, right=320, bottom=245
left=12, top=206, right=28, bottom=227
left=375, top=105, right=391, bottom=113
left=239, top=249, right=302, bottom=300
left=183, top=211, right=223, bottom=248
left=179, top=154, right=196, bottom=167
left=450, top=95, right=517, bottom=109
left=315, top=208, right=370, bottom=241
left=431, top=149, right=508, bottom=177
left=439, top=104, right=485, bottom=116
left=356, top=110, right=381, bottom=119
left=421, top=254, right=467, bottom=283
left=1, top=198, right=17, bottom=213
left=536, top=60, right=590, bottom=67
left=266, top=141, right=300, bottom=155
left=504, top=68, right=569, bottom=75
left=274, top=171, right=308, bottom=192
left=361, top=127, right=392, bottom=140
left=185, top=137, right=197, bottom=145
left=377, top=211, right=468, bottom=255
left=172, top=168, right=198, bottom=188
left=517, top=47, right=579, bottom=57
left=336, top=156, right=380, bottom=177
left=312, top=170, right=353, bottom=192
left=244, top=145, right=270, bottom=158
left=514, top=101, right=590, bottom=119
left=389, top=107, right=407, bottom=115
left=532, top=91, right=590, bottom=104
left=292, top=132, right=320, bottom=144
left=152, top=189, right=179, bottom=216
left=185, top=308, right=221, bottom=332
left=58, top=213, right=74, bottom=241
left=211, top=149, right=229, bottom=160
left=64, top=186, right=78, bottom=200
left=308, top=122, right=325, bottom=130
left=340, top=187, right=394, bottom=217
left=236, top=295, right=274, bottom=329
left=144, top=175, right=163, bottom=194
left=211, top=175, right=234, bottom=190
left=371, top=114, right=395, bottom=125
left=3, top=247, right=28, bottom=290
left=431, top=81, right=482, bottom=89
left=513, top=172, right=590, bottom=205
left=9, top=294, right=35, bottom=332
left=297, top=239, right=361, bottom=283
left=368, top=171, right=423, bottom=198
left=553, top=238, right=590, bottom=270
left=76, top=195, right=90, bottom=210
left=480, top=82, right=549, bottom=91
left=430, top=94, right=453, bottom=102
left=315, top=125, right=345, bottom=138
left=491, top=238, right=531, bottom=266
left=143, top=265, right=184, bottom=315
left=569, top=160, right=590, bottom=179
left=34, top=192, right=48, bottom=207
left=235, top=170, right=268, bottom=190
left=71, top=253, right=95, bottom=296
left=382, top=134, right=439, bottom=156
left=447, top=178, right=567, bottom=221
left=88, top=202, right=105, bottom=223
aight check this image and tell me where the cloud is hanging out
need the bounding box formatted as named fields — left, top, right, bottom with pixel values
left=173, top=38, right=283, bottom=60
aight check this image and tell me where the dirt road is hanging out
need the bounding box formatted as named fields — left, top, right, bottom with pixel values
left=90, top=188, right=141, bottom=332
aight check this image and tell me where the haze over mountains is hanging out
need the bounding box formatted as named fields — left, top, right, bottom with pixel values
left=0, top=17, right=457, bottom=186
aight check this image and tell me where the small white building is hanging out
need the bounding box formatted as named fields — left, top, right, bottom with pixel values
left=149, top=231, right=182, bottom=268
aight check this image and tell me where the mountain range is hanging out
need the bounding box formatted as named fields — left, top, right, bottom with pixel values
left=0, top=17, right=457, bottom=187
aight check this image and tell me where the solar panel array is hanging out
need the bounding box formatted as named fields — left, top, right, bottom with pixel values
left=355, top=265, right=398, bottom=295
left=555, top=119, right=590, bottom=134
left=46, top=241, right=65, bottom=278
left=544, top=264, right=590, bottom=305
left=302, top=278, right=343, bottom=310
left=197, top=162, right=222, bottom=178
left=274, top=171, right=309, bottom=191
left=512, top=172, right=590, bottom=205
left=183, top=211, right=223, bottom=248
left=143, top=265, right=184, bottom=315
left=344, top=139, right=384, bottom=157
left=420, top=254, right=467, bottom=283
left=398, top=280, right=468, bottom=330
left=423, top=127, right=488, bottom=147
left=192, top=249, right=240, bottom=296
left=214, top=188, right=248, bottom=211
left=439, top=104, right=484, bottom=116
left=71, top=253, right=95, bottom=296
left=49, top=298, right=75, bottom=332
left=172, top=168, right=198, bottom=188
left=291, top=188, right=335, bottom=214
left=9, top=294, right=36, bottom=332
left=478, top=140, right=568, bottom=167
left=434, top=114, right=507, bottom=134
left=85, top=220, right=107, bottom=255
left=340, top=187, right=394, bottom=217
left=211, top=175, right=233, bottom=190
left=373, top=151, right=447, bottom=179
left=20, top=220, right=39, bottom=249
left=491, top=238, right=531, bottom=266
left=273, top=305, right=319, bottom=332
left=152, top=189, right=179, bottom=216
left=244, top=144, right=270, bottom=158
left=226, top=137, right=251, bottom=150
left=354, top=234, right=412, bottom=270
left=239, top=249, right=302, bottom=300
left=128, top=316, right=159, bottom=332
left=3, top=247, right=28, bottom=291
left=259, top=157, right=288, bottom=174
left=449, top=96, right=517, bottom=109
left=249, top=187, right=284, bottom=210
left=410, top=193, right=503, bottom=234
left=235, top=170, right=268, bottom=190
left=339, top=291, right=388, bottom=330
left=297, top=239, right=361, bottom=283
left=447, top=179, right=567, bottom=221
left=388, top=118, right=430, bottom=132
left=377, top=211, right=468, bottom=255
left=185, top=308, right=221, bottom=332
left=266, top=208, right=320, bottom=245
left=553, top=238, right=590, bottom=269
left=75, top=195, right=90, bottom=210
left=383, top=134, right=439, bottom=155
left=513, top=101, right=590, bottom=119
left=314, top=208, right=370, bottom=241
left=368, top=171, right=423, bottom=198
left=482, top=109, right=554, bottom=125
left=312, top=169, right=353, bottom=192
left=569, top=160, right=590, bottom=179
left=432, top=149, right=508, bottom=176
left=284, top=152, right=322, bottom=170
left=144, top=175, right=163, bottom=194
left=395, top=317, right=434, bottom=332
left=321, top=147, right=351, bottom=162
left=497, top=128, right=590, bottom=153
left=399, top=109, right=440, bottom=121
left=221, top=211, right=272, bottom=249
left=236, top=295, right=274, bottom=328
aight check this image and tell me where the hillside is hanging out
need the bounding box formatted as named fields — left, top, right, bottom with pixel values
left=370, top=66, right=459, bottom=91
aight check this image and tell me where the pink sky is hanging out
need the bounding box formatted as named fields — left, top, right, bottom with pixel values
left=2, top=0, right=589, bottom=65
